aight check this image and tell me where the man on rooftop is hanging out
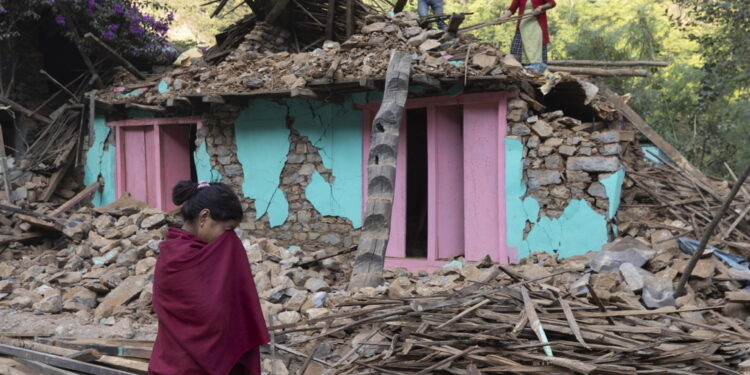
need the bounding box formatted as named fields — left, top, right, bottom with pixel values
left=499, top=0, right=556, bottom=67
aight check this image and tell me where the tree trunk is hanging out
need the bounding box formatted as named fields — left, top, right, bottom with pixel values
left=349, top=51, right=412, bottom=290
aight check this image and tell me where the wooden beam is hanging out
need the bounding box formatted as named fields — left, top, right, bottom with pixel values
left=83, top=33, right=145, bottom=81
left=675, top=162, right=750, bottom=297
left=598, top=83, right=719, bottom=193
left=16, top=214, right=63, bottom=232
left=15, top=359, right=79, bottom=375
left=264, top=0, right=292, bottom=24
left=447, top=13, right=466, bottom=34
left=64, top=349, right=102, bottom=363
left=349, top=50, right=412, bottom=289
left=548, top=60, right=669, bottom=67
left=35, top=339, right=150, bottom=360
left=0, top=233, right=43, bottom=246
left=393, top=0, right=407, bottom=13
left=346, top=0, right=354, bottom=37
left=49, top=182, right=101, bottom=218
left=39, top=70, right=79, bottom=102
left=39, top=157, right=73, bottom=202
left=0, top=344, right=136, bottom=375
left=0, top=96, right=52, bottom=124
left=326, top=0, right=337, bottom=41
left=547, top=66, right=648, bottom=77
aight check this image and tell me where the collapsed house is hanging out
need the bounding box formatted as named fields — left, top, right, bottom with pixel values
left=2, top=0, right=750, bottom=373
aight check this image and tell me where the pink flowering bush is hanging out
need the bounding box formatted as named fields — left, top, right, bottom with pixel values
left=0, top=0, right=177, bottom=65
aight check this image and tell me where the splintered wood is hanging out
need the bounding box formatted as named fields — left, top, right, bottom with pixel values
left=275, top=275, right=749, bottom=374
left=620, top=147, right=750, bottom=256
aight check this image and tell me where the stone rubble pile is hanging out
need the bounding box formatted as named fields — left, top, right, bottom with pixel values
left=103, top=11, right=527, bottom=103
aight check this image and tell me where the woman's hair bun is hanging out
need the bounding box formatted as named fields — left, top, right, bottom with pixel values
left=172, top=180, right=199, bottom=206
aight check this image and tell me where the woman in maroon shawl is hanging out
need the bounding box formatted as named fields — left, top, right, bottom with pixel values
left=149, top=181, right=269, bottom=375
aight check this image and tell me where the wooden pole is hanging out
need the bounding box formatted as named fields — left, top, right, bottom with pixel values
left=349, top=51, right=412, bottom=289
left=547, top=66, right=648, bottom=77
left=675, top=162, right=750, bottom=297
left=0, top=127, right=12, bottom=204
left=39, top=70, right=79, bottom=102
left=325, top=0, right=337, bottom=41
left=0, top=96, right=53, bottom=124
left=548, top=60, right=669, bottom=67
left=83, top=33, right=146, bottom=81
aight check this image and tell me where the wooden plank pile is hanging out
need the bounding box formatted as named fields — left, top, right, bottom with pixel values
left=0, top=336, right=150, bottom=374
left=272, top=261, right=750, bottom=374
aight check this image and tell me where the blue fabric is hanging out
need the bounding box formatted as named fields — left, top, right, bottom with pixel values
left=418, top=0, right=446, bottom=30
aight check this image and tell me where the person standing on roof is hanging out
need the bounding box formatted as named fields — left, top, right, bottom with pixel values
left=498, top=0, right=556, bottom=68
left=413, top=0, right=447, bottom=30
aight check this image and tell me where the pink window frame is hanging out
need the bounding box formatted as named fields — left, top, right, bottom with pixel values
left=359, top=92, right=514, bottom=270
left=107, top=116, right=203, bottom=211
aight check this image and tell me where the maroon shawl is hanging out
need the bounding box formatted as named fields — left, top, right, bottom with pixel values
left=149, top=228, right=269, bottom=375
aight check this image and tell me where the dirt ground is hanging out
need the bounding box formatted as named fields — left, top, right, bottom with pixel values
left=0, top=309, right=157, bottom=340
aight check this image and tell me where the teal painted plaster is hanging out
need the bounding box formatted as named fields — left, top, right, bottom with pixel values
left=235, top=100, right=290, bottom=227
left=194, top=140, right=223, bottom=183
left=290, top=96, right=364, bottom=228
left=505, top=137, right=613, bottom=258
left=600, top=168, right=625, bottom=219
left=84, top=116, right=116, bottom=206
left=157, top=80, right=170, bottom=94
left=642, top=145, right=670, bottom=164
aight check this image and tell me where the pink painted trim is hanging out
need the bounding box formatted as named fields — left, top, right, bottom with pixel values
left=115, top=127, right=125, bottom=200
left=153, top=128, right=163, bottom=209
left=358, top=92, right=511, bottom=113
left=426, top=105, right=438, bottom=262
left=107, top=116, right=203, bottom=128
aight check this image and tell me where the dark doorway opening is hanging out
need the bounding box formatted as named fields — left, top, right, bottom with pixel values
left=405, top=108, right=428, bottom=258
left=189, top=125, right=198, bottom=182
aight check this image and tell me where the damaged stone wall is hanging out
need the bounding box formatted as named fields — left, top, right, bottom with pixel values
left=197, top=98, right=365, bottom=251
left=505, top=96, right=628, bottom=258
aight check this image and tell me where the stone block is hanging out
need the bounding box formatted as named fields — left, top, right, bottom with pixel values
left=592, top=131, right=620, bottom=144
left=587, top=182, right=607, bottom=198
left=544, top=154, right=564, bottom=169
left=566, top=170, right=591, bottom=183
left=527, top=170, right=562, bottom=189
left=600, top=143, right=622, bottom=156
left=567, top=156, right=620, bottom=172
left=531, top=120, right=554, bottom=138
left=511, top=124, right=531, bottom=136
left=558, top=145, right=577, bottom=156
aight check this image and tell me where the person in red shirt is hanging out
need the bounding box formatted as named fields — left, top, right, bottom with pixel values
left=499, top=0, right=556, bottom=66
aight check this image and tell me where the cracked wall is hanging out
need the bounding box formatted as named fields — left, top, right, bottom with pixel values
left=83, top=116, right=116, bottom=206
left=197, top=97, right=365, bottom=251
left=505, top=97, right=627, bottom=258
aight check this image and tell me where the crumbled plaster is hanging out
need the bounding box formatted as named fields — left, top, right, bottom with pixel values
left=83, top=116, right=116, bottom=206
left=505, top=136, right=618, bottom=258
left=194, top=140, right=223, bottom=183
left=235, top=99, right=291, bottom=227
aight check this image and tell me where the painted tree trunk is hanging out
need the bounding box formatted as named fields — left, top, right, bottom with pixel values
left=349, top=51, right=412, bottom=289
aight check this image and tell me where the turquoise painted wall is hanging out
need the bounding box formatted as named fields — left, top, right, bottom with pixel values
left=235, top=100, right=291, bottom=227
left=194, top=140, right=223, bottom=183
left=83, top=116, right=116, bottom=206
left=289, top=95, right=367, bottom=228
left=505, top=137, right=623, bottom=258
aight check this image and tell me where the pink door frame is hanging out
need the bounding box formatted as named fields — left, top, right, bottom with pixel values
left=107, top=117, right=202, bottom=212
left=360, top=92, right=513, bottom=270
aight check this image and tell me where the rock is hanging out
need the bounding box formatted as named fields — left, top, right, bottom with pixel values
left=691, top=258, right=716, bottom=279
left=511, top=124, right=531, bottom=136
left=527, top=170, right=562, bottom=188
left=592, top=131, right=620, bottom=144
left=418, top=39, right=441, bottom=52
left=94, top=275, right=148, bottom=320
left=305, top=308, right=330, bottom=320
left=0, top=263, right=15, bottom=278
left=589, top=238, right=656, bottom=272
left=107, top=317, right=135, bottom=339
left=641, top=275, right=675, bottom=308
left=262, top=359, right=289, bottom=375
left=651, top=230, right=677, bottom=251
left=283, top=289, right=307, bottom=311
left=33, top=295, right=62, bottom=314
left=64, top=286, right=98, bottom=309
left=277, top=311, right=301, bottom=325
left=544, top=154, right=564, bottom=169
left=304, top=278, right=330, bottom=293
left=320, top=233, right=341, bottom=245
left=460, top=265, right=498, bottom=283
left=619, top=263, right=645, bottom=292
left=558, top=145, right=577, bottom=156
left=531, top=120, right=554, bottom=138
left=387, top=281, right=412, bottom=299
left=311, top=291, right=328, bottom=308
left=600, top=143, right=622, bottom=156
left=362, top=22, right=386, bottom=33
left=140, top=214, right=166, bottom=229
left=567, top=157, right=620, bottom=172
left=0, top=280, right=12, bottom=294
left=135, top=257, right=157, bottom=275
left=587, top=182, right=608, bottom=198
left=472, top=54, right=497, bottom=68
left=116, top=249, right=139, bottom=267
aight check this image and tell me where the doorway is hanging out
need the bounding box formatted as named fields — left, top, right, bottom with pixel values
left=405, top=108, right=428, bottom=258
